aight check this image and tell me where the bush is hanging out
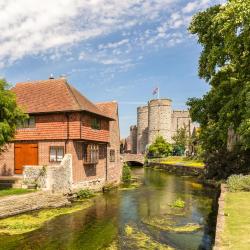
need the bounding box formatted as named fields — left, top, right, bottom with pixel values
left=122, top=164, right=131, bottom=184
left=77, top=189, right=94, bottom=199
left=148, top=135, right=173, bottom=158
left=227, top=175, right=250, bottom=192
left=205, top=148, right=250, bottom=180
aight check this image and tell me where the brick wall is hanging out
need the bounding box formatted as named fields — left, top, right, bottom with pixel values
left=81, top=114, right=110, bottom=142
left=107, top=104, right=122, bottom=184
left=38, top=140, right=66, bottom=166
left=15, top=114, right=68, bottom=141
left=14, top=112, right=110, bottom=142
left=0, top=144, right=14, bottom=176
left=67, top=140, right=107, bottom=185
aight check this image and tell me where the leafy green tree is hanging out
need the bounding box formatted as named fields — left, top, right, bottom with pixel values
left=122, top=163, right=131, bottom=183
left=172, top=125, right=189, bottom=155
left=0, top=79, right=27, bottom=150
left=187, top=0, right=250, bottom=179
left=148, top=135, right=173, bottom=158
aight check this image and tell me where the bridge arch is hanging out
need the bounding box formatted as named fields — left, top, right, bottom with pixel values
left=121, top=154, right=145, bottom=166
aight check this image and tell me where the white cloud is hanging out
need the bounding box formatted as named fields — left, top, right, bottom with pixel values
left=98, top=39, right=129, bottom=50
left=182, top=0, right=216, bottom=14
left=0, top=0, right=176, bottom=66
left=0, top=0, right=225, bottom=68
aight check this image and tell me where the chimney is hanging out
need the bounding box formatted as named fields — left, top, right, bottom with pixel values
left=49, top=73, right=54, bottom=79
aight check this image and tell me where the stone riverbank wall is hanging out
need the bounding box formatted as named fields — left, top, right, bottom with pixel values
left=147, top=162, right=204, bottom=176
left=0, top=191, right=71, bottom=219
left=213, top=184, right=226, bottom=250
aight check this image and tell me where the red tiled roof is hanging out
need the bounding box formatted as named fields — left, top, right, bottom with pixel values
left=96, top=101, right=118, bottom=120
left=11, top=78, right=112, bottom=119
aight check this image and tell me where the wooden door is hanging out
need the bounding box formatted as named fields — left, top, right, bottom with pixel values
left=14, top=143, right=38, bottom=174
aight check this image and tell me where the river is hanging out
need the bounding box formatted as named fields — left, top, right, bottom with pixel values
left=0, top=167, right=218, bottom=250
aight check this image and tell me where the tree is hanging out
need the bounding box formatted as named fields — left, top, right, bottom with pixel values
left=0, top=79, right=27, bottom=150
left=187, top=0, right=250, bottom=179
left=148, top=135, right=173, bottom=158
left=172, top=125, right=189, bottom=156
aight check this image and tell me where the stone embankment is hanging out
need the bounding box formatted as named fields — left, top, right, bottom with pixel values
left=213, top=184, right=226, bottom=250
left=147, top=162, right=204, bottom=176
left=0, top=191, right=71, bottom=219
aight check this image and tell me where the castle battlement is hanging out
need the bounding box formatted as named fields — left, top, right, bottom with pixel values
left=129, top=98, right=196, bottom=154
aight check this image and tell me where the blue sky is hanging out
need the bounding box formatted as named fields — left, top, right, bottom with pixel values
left=0, top=0, right=224, bottom=137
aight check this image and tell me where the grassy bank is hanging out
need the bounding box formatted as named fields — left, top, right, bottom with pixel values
left=0, top=188, right=35, bottom=198
left=149, top=156, right=205, bottom=168
left=0, top=200, right=94, bottom=235
left=221, top=192, right=250, bottom=249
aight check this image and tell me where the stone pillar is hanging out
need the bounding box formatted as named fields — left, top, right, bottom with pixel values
left=148, top=99, right=172, bottom=144
left=137, top=106, right=148, bottom=154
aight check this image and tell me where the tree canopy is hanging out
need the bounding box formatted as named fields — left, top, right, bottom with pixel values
left=0, top=79, right=27, bottom=150
left=187, top=0, right=250, bottom=178
left=148, top=135, right=173, bottom=158
left=172, top=126, right=189, bottom=156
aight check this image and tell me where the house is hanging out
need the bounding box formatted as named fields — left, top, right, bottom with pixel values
left=0, top=78, right=122, bottom=190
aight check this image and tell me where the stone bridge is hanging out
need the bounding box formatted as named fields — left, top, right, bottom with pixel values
left=121, top=154, right=145, bottom=166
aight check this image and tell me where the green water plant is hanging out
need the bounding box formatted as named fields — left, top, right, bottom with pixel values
left=124, top=225, right=174, bottom=250
left=171, top=198, right=185, bottom=208
left=0, top=201, right=93, bottom=235
left=142, top=216, right=201, bottom=233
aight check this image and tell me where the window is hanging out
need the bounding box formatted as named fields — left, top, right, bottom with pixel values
left=83, top=144, right=99, bottom=164
left=17, top=116, right=36, bottom=129
left=99, top=144, right=107, bottom=159
left=50, top=146, right=64, bottom=162
left=91, top=118, right=101, bottom=130
left=110, top=149, right=115, bottom=162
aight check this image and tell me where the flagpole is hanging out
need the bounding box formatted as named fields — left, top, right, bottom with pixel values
left=158, top=87, right=160, bottom=99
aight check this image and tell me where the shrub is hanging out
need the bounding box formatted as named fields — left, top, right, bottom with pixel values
left=148, top=135, right=173, bottom=158
left=227, top=175, right=250, bottom=192
left=205, top=149, right=250, bottom=180
left=76, top=189, right=94, bottom=199
left=122, top=164, right=131, bottom=184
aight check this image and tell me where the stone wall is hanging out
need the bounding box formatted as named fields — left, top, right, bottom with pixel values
left=0, top=191, right=70, bottom=219
left=46, top=154, right=73, bottom=193
left=148, top=99, right=172, bottom=144
left=23, top=165, right=47, bottom=189
left=171, top=110, right=194, bottom=140
left=133, top=99, right=197, bottom=152
left=130, top=125, right=137, bottom=154
left=23, top=154, right=73, bottom=193
left=137, top=105, right=148, bottom=154
left=147, top=162, right=204, bottom=176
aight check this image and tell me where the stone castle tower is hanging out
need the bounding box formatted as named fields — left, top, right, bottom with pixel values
left=133, top=98, right=195, bottom=154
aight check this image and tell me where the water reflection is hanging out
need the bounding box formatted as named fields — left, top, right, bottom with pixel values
left=0, top=168, right=218, bottom=250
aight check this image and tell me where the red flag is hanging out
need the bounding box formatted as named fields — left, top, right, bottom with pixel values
left=152, top=87, right=159, bottom=95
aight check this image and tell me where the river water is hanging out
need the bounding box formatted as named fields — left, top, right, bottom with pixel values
left=0, top=167, right=218, bottom=250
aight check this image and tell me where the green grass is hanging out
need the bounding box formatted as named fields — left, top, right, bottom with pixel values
left=221, top=192, right=250, bottom=250
left=151, top=156, right=205, bottom=168
left=0, top=188, right=35, bottom=197
left=0, top=200, right=94, bottom=235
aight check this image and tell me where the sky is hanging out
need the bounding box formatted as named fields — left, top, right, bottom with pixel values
left=0, top=0, right=225, bottom=138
